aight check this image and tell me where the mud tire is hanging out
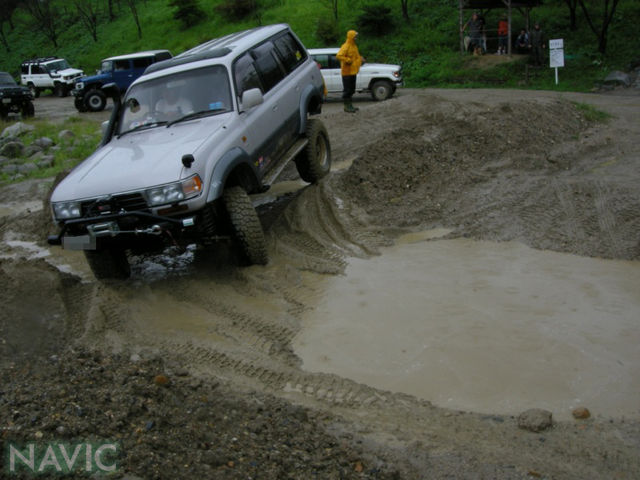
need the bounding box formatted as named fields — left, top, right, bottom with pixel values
left=84, top=248, right=131, bottom=280
left=28, top=83, right=40, bottom=98
left=371, top=80, right=393, bottom=101
left=74, top=97, right=88, bottom=112
left=21, top=101, right=35, bottom=118
left=295, top=119, right=331, bottom=184
left=222, top=186, right=268, bottom=265
left=85, top=89, right=107, bottom=112
left=54, top=83, right=67, bottom=98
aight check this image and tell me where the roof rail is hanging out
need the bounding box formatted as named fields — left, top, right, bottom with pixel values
left=144, top=48, right=231, bottom=74
left=21, top=56, right=59, bottom=65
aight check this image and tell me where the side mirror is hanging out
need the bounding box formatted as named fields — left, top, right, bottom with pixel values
left=240, top=88, right=263, bottom=112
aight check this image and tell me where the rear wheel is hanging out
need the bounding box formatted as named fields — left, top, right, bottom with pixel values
left=85, top=89, right=107, bottom=112
left=28, top=83, right=40, bottom=98
left=295, top=118, right=331, bottom=184
left=222, top=186, right=268, bottom=265
left=371, top=80, right=393, bottom=101
left=84, top=247, right=131, bottom=280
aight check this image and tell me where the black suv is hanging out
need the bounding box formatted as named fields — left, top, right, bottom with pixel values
left=0, top=72, right=34, bottom=120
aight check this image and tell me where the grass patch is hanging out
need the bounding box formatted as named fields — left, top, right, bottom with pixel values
left=572, top=102, right=612, bottom=123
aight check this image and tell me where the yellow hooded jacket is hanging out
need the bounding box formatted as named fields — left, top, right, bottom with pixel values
left=336, top=30, right=362, bottom=76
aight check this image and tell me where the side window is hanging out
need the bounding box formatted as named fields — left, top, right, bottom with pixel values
left=250, top=41, right=285, bottom=93
left=132, top=57, right=152, bottom=69
left=233, top=53, right=262, bottom=97
left=21, top=64, right=29, bottom=75
left=313, top=54, right=330, bottom=69
left=114, top=60, right=130, bottom=71
left=273, top=33, right=306, bottom=73
left=33, top=65, right=46, bottom=74
left=329, top=55, right=341, bottom=69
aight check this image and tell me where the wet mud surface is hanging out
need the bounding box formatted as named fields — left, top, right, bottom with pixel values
left=1, top=89, right=640, bottom=478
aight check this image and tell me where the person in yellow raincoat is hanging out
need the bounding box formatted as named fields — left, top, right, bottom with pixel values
left=336, top=30, right=364, bottom=113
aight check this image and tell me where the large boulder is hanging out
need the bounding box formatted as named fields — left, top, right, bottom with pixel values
left=1, top=122, right=35, bottom=139
left=0, top=141, right=24, bottom=158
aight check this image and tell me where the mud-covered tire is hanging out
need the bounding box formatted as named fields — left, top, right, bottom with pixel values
left=295, top=118, right=331, bottom=184
left=21, top=101, right=35, bottom=118
left=85, top=89, right=107, bottom=112
left=74, top=97, right=88, bottom=112
left=222, top=186, right=268, bottom=265
left=84, top=248, right=131, bottom=280
left=28, top=83, right=40, bottom=98
left=54, top=83, right=67, bottom=98
left=371, top=80, right=393, bottom=101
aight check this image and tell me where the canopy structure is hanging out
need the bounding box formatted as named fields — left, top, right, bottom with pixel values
left=459, top=0, right=543, bottom=55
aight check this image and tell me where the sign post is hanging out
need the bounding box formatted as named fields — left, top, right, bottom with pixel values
left=549, top=38, right=564, bottom=85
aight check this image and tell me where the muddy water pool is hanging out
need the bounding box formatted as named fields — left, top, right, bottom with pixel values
left=294, top=234, right=640, bottom=419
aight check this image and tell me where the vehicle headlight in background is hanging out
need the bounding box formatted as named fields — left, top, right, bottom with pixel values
left=146, top=175, right=203, bottom=207
left=53, top=201, right=82, bottom=220
left=75, top=82, right=84, bottom=90
left=393, top=70, right=401, bottom=78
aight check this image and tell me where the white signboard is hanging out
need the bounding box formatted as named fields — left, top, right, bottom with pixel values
left=549, top=38, right=565, bottom=68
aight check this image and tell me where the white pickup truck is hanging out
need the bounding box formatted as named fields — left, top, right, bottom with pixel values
left=308, top=48, right=402, bottom=101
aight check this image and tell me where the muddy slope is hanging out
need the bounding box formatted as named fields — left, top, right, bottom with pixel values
left=1, top=90, right=639, bottom=479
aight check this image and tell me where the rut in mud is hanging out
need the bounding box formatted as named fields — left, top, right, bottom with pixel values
left=1, top=90, right=640, bottom=478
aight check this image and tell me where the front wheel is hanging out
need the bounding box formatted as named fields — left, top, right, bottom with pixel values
left=85, top=89, right=107, bottom=112
left=21, top=101, right=35, bottom=118
left=28, top=83, right=40, bottom=98
left=295, top=118, right=331, bottom=184
left=54, top=83, right=67, bottom=97
left=74, top=97, right=88, bottom=112
left=222, top=186, right=268, bottom=266
left=371, top=80, right=393, bottom=101
left=84, top=247, right=131, bottom=280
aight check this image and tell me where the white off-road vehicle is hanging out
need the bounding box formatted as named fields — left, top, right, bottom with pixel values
left=308, top=48, right=402, bottom=101
left=20, top=57, right=84, bottom=98
left=48, top=24, right=330, bottom=280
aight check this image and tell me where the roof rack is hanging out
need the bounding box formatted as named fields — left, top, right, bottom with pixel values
left=21, top=57, right=59, bottom=65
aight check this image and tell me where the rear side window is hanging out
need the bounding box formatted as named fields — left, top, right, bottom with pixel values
left=132, top=57, right=153, bottom=69
left=250, top=41, right=285, bottom=93
left=234, top=53, right=262, bottom=97
left=114, top=60, right=130, bottom=71
left=272, top=33, right=306, bottom=73
left=21, top=65, right=29, bottom=74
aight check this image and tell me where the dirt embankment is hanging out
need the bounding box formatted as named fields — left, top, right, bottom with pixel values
left=1, top=89, right=639, bottom=479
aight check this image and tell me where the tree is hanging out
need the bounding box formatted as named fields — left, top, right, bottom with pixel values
left=169, top=0, right=204, bottom=28
left=578, top=0, right=620, bottom=54
left=321, top=0, right=339, bottom=21
left=21, top=0, right=59, bottom=48
left=124, top=0, right=142, bottom=38
left=75, top=0, right=101, bottom=42
left=562, top=0, right=578, bottom=30
left=401, top=0, right=409, bottom=21
left=0, top=0, right=20, bottom=51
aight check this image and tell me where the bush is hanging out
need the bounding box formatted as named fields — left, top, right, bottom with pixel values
left=357, top=4, right=394, bottom=36
left=315, top=16, right=340, bottom=45
left=169, top=0, right=205, bottom=29
left=214, top=0, right=258, bottom=21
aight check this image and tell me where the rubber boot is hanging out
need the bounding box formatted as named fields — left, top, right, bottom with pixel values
left=343, top=100, right=357, bottom=113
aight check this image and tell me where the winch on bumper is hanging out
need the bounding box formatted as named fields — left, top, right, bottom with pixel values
left=47, top=211, right=197, bottom=251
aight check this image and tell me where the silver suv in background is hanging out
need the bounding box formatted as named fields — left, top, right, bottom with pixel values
left=20, top=57, right=84, bottom=98
left=309, top=48, right=402, bottom=101
left=48, top=24, right=330, bottom=280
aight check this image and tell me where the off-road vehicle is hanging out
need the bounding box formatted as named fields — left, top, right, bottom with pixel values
left=48, top=24, right=330, bottom=280
left=309, top=48, right=402, bottom=101
left=72, top=50, right=172, bottom=112
left=20, top=57, right=83, bottom=98
left=0, top=72, right=34, bottom=120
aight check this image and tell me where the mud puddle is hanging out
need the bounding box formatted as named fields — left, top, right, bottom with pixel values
left=294, top=235, right=640, bottom=419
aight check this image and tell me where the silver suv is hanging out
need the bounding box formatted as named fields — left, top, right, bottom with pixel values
left=48, top=24, right=330, bottom=279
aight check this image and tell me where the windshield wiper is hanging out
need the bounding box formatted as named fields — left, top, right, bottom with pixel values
left=118, top=121, right=167, bottom=138
left=166, top=108, right=226, bottom=128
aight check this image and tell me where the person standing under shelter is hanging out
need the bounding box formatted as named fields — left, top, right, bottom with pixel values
left=497, top=15, right=509, bottom=55
left=336, top=29, right=364, bottom=113
left=462, top=12, right=484, bottom=56
left=529, top=22, right=545, bottom=66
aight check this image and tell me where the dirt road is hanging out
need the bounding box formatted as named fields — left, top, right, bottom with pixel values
left=1, top=88, right=639, bottom=479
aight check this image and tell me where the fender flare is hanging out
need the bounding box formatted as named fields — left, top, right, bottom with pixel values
left=206, top=147, right=260, bottom=202
left=297, top=84, right=323, bottom=135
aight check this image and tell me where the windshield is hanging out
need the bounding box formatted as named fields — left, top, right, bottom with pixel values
left=0, top=73, right=16, bottom=85
left=100, top=60, right=113, bottom=73
left=46, top=59, right=70, bottom=72
left=118, top=65, right=233, bottom=135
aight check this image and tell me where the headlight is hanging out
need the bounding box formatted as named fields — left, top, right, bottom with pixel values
left=53, top=201, right=82, bottom=220
left=145, top=175, right=202, bottom=207
left=75, top=82, right=84, bottom=90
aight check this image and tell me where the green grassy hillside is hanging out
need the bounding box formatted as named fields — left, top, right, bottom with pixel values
left=0, top=0, right=637, bottom=92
